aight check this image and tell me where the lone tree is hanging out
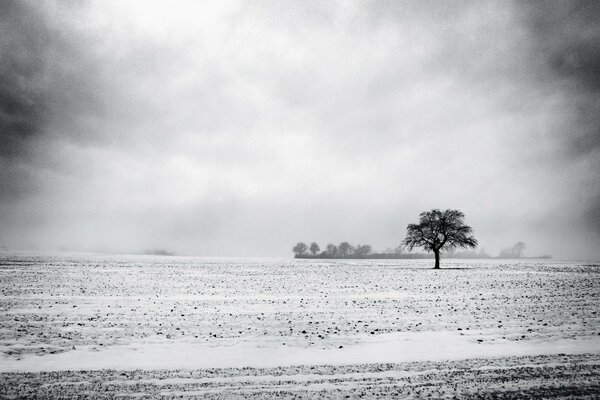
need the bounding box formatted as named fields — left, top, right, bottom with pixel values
left=292, top=242, right=308, bottom=257
left=404, top=209, right=477, bottom=269
left=309, top=242, right=320, bottom=256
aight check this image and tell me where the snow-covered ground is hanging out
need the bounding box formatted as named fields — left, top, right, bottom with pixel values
left=1, top=254, right=599, bottom=398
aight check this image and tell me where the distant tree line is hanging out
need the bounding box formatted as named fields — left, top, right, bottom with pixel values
left=292, top=242, right=374, bottom=259
left=144, top=249, right=174, bottom=256
left=499, top=241, right=526, bottom=259
left=292, top=240, right=550, bottom=260
left=293, top=241, right=441, bottom=259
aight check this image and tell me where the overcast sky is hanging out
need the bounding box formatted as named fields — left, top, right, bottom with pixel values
left=1, top=0, right=599, bottom=258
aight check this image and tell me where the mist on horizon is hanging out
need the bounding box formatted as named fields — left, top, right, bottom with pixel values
left=1, top=1, right=599, bottom=259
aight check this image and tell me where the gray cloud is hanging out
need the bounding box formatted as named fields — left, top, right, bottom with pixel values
left=519, top=0, right=600, bottom=156
left=0, top=1, right=51, bottom=158
left=0, top=1, right=107, bottom=204
left=515, top=0, right=600, bottom=241
left=0, top=1, right=599, bottom=259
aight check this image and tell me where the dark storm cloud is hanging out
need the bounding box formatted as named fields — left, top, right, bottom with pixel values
left=0, top=1, right=58, bottom=206
left=0, top=1, right=51, bottom=158
left=552, top=42, right=600, bottom=93
left=515, top=0, right=600, bottom=237
left=519, top=0, right=600, bottom=156
left=0, top=1, right=107, bottom=203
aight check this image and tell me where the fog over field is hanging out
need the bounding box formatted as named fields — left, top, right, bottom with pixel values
left=2, top=2, right=600, bottom=397
left=1, top=1, right=600, bottom=258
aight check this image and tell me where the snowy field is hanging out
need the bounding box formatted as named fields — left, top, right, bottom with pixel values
left=1, top=253, right=599, bottom=398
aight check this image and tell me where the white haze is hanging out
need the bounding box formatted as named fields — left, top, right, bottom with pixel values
left=0, top=1, right=599, bottom=259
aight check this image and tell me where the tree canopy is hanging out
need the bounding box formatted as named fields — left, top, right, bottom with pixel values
left=404, top=209, right=477, bottom=268
left=292, top=242, right=308, bottom=257
left=337, top=242, right=353, bottom=257
left=499, top=241, right=526, bottom=258
left=309, top=242, right=320, bottom=256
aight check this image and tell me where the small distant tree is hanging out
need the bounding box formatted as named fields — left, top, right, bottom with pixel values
left=325, top=244, right=338, bottom=257
left=338, top=242, right=353, bottom=258
left=512, top=241, right=525, bottom=258
left=499, top=247, right=511, bottom=258
left=309, top=242, right=320, bottom=256
left=403, top=209, right=477, bottom=269
left=354, top=244, right=372, bottom=257
left=499, top=241, right=526, bottom=259
left=292, top=242, right=308, bottom=257
left=394, top=243, right=405, bottom=255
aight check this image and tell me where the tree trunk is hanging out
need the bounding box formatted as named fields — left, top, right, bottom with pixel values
left=434, top=250, right=440, bottom=269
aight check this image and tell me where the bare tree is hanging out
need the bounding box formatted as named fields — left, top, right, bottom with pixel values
left=338, top=242, right=353, bottom=258
left=354, top=244, right=372, bottom=257
left=325, top=244, right=338, bottom=257
left=500, top=241, right=526, bottom=258
left=403, top=209, right=477, bottom=269
left=292, top=242, right=308, bottom=257
left=309, top=242, right=320, bottom=256
left=512, top=241, right=526, bottom=258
